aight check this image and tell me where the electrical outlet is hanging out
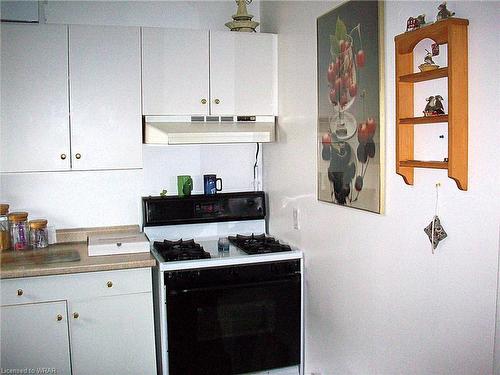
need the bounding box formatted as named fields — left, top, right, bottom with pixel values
left=292, top=207, right=300, bottom=230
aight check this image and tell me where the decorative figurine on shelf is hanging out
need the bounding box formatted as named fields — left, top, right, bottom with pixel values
left=436, top=2, right=455, bottom=21
left=225, top=0, right=259, bottom=32
left=418, top=48, right=440, bottom=71
left=406, top=14, right=427, bottom=32
left=423, top=95, right=445, bottom=116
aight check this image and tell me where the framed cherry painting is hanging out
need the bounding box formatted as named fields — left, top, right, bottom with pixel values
left=317, top=0, right=385, bottom=214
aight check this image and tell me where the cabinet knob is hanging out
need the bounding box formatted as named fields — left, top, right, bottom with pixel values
left=214, top=99, right=220, bottom=105
left=17, top=289, right=23, bottom=296
left=60, top=154, right=67, bottom=160
left=201, top=98, right=207, bottom=105
left=57, top=314, right=63, bottom=321
left=73, top=312, right=79, bottom=319
left=107, top=281, right=113, bottom=288
left=75, top=153, right=81, bottom=160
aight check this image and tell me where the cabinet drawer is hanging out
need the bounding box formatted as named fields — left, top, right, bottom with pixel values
left=1, top=268, right=152, bottom=306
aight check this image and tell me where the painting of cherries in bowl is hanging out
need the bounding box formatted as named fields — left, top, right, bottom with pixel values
left=317, top=1, right=382, bottom=213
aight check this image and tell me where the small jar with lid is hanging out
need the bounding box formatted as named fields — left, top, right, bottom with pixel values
left=0, top=204, right=10, bottom=251
left=29, top=219, right=49, bottom=249
left=8, top=212, right=29, bottom=251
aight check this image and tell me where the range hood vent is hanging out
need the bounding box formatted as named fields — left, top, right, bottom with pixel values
left=143, top=115, right=276, bottom=145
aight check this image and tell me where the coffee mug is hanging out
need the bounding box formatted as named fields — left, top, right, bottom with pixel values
left=203, top=174, right=222, bottom=195
left=177, top=175, right=193, bottom=197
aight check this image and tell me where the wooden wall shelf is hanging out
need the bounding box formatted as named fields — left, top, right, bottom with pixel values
left=399, top=160, right=448, bottom=169
left=395, top=18, right=469, bottom=190
left=399, top=115, right=448, bottom=124
left=399, top=67, right=448, bottom=83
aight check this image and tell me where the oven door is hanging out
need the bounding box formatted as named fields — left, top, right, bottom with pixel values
left=165, top=261, right=301, bottom=375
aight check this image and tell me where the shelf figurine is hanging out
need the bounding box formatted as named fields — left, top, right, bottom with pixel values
left=423, top=95, right=445, bottom=116
left=406, top=14, right=427, bottom=32
left=418, top=49, right=440, bottom=72
left=436, top=2, right=455, bottom=21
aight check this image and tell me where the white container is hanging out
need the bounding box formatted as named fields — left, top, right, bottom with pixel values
left=88, top=232, right=150, bottom=256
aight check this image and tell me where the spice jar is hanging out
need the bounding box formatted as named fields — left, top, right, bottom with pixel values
left=29, top=219, right=49, bottom=249
left=8, top=212, right=29, bottom=250
left=0, top=204, right=10, bottom=251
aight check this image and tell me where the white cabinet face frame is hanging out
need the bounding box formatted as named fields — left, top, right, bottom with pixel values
left=0, top=300, right=72, bottom=374
left=210, top=31, right=278, bottom=116
left=142, top=28, right=210, bottom=116
left=1, top=24, right=71, bottom=172
left=69, top=25, right=142, bottom=170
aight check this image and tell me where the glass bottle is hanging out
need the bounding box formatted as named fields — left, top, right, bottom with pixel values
left=0, top=204, right=10, bottom=251
left=8, top=212, right=29, bottom=251
left=29, top=219, right=49, bottom=249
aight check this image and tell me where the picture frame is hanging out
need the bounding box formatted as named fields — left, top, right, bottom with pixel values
left=317, top=0, right=385, bottom=214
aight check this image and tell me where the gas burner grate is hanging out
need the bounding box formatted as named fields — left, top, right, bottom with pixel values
left=228, top=233, right=291, bottom=254
left=153, top=239, right=211, bottom=261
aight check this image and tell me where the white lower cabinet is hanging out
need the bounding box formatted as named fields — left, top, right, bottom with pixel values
left=1, top=301, right=72, bottom=374
left=69, top=293, right=156, bottom=375
left=0, top=268, right=156, bottom=375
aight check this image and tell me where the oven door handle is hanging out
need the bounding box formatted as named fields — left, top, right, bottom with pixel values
left=169, top=275, right=300, bottom=295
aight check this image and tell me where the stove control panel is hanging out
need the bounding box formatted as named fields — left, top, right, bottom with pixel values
left=143, top=191, right=265, bottom=226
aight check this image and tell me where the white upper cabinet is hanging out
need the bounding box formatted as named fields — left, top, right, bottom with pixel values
left=1, top=24, right=142, bottom=173
left=210, top=31, right=277, bottom=116
left=141, top=29, right=277, bottom=116
left=69, top=25, right=142, bottom=170
left=142, top=28, right=209, bottom=116
left=1, top=24, right=70, bottom=173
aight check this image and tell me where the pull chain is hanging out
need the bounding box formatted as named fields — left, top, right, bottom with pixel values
left=431, top=183, right=440, bottom=254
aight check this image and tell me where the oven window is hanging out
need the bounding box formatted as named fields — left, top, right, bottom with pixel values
left=198, top=291, right=277, bottom=342
left=166, top=275, right=300, bottom=374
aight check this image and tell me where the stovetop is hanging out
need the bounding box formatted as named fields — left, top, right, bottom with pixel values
left=154, top=234, right=292, bottom=263
left=150, top=235, right=301, bottom=271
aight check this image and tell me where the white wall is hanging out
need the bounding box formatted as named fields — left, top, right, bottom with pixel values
left=260, top=1, right=500, bottom=374
left=0, top=1, right=262, bottom=229
left=43, top=0, right=260, bottom=30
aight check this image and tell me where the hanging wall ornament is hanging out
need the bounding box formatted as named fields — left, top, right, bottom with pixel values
left=424, top=216, right=447, bottom=252
left=424, top=183, right=447, bottom=253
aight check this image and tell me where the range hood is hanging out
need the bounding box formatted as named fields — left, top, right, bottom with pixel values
left=143, top=115, right=275, bottom=145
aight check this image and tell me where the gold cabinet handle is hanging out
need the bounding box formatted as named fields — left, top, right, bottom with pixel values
left=201, top=98, right=207, bottom=104
left=60, top=153, right=67, bottom=160
left=75, top=153, right=81, bottom=159
left=57, top=314, right=63, bottom=321
left=107, top=281, right=113, bottom=288
left=214, top=99, right=220, bottom=104
left=73, top=312, right=79, bottom=319
left=17, top=289, right=23, bottom=296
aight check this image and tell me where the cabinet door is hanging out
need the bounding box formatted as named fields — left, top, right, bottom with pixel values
left=0, top=24, right=70, bottom=172
left=210, top=31, right=277, bottom=116
left=142, top=28, right=209, bottom=116
left=69, top=292, right=156, bottom=375
left=1, top=301, right=71, bottom=374
left=69, top=25, right=142, bottom=170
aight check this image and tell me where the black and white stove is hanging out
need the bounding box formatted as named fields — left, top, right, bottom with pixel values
left=142, top=192, right=303, bottom=375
